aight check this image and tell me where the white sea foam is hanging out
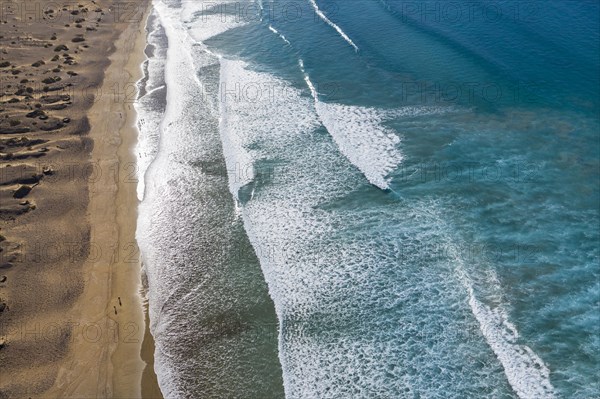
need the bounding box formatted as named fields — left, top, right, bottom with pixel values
left=218, top=60, right=256, bottom=199
left=315, top=103, right=402, bottom=189
left=140, top=2, right=238, bottom=397
left=219, top=58, right=319, bottom=200
left=308, top=0, right=359, bottom=52
left=298, top=60, right=459, bottom=190
left=215, top=58, right=517, bottom=398
left=145, top=84, right=166, bottom=96
left=135, top=10, right=168, bottom=201
left=455, top=266, right=557, bottom=399
left=184, top=0, right=248, bottom=43
left=145, top=2, right=558, bottom=399
left=268, top=25, right=291, bottom=45
left=298, top=59, right=318, bottom=99
left=297, top=62, right=401, bottom=189
left=224, top=66, right=559, bottom=396
left=442, top=223, right=557, bottom=399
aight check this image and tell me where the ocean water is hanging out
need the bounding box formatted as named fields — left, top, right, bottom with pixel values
left=135, top=1, right=600, bottom=398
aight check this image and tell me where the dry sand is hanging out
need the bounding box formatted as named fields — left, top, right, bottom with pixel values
left=0, top=0, right=161, bottom=397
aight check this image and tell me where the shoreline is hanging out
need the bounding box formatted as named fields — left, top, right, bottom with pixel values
left=62, top=1, right=163, bottom=397
left=0, top=0, right=161, bottom=396
left=112, top=5, right=162, bottom=394
left=41, top=1, right=162, bottom=399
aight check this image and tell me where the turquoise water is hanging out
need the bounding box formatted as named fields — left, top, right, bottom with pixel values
left=137, top=1, right=599, bottom=397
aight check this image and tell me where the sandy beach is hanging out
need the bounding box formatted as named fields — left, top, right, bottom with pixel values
left=0, top=1, right=161, bottom=397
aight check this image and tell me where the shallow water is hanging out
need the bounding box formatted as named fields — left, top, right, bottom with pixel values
left=136, top=1, right=599, bottom=397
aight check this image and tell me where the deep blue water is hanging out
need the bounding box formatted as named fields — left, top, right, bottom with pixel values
left=138, top=1, right=599, bottom=397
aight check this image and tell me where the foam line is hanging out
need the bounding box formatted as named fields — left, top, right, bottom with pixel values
left=315, top=102, right=402, bottom=189
left=450, top=251, right=557, bottom=399
left=297, top=57, right=402, bottom=189
left=145, top=84, right=166, bottom=96
left=298, top=59, right=318, bottom=99
left=268, top=25, right=291, bottom=45
left=308, top=0, right=359, bottom=52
